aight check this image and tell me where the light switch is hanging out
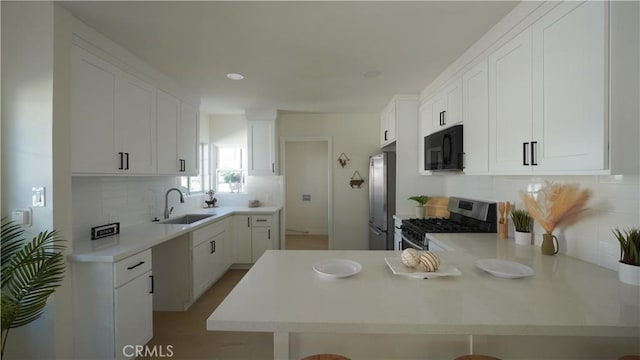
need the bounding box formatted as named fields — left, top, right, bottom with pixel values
left=32, top=187, right=45, bottom=207
left=302, top=194, right=311, bottom=201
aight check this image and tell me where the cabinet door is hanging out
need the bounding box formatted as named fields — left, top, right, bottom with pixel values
left=418, top=100, right=434, bottom=173
left=232, top=216, right=252, bottom=263
left=463, top=59, right=489, bottom=173
left=179, top=103, right=199, bottom=175
left=210, top=232, right=226, bottom=282
left=443, top=78, right=463, bottom=128
left=71, top=46, right=117, bottom=174
left=115, top=73, right=157, bottom=174
left=532, top=1, right=607, bottom=171
left=192, top=240, right=212, bottom=299
left=488, top=29, right=533, bottom=173
left=157, top=90, right=180, bottom=174
left=247, top=121, right=276, bottom=175
left=114, top=271, right=153, bottom=360
left=380, top=102, right=396, bottom=146
left=431, top=94, right=447, bottom=130
left=251, top=227, right=272, bottom=263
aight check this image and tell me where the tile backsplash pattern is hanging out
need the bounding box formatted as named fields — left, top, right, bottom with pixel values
left=442, top=175, right=640, bottom=270
left=72, top=175, right=284, bottom=244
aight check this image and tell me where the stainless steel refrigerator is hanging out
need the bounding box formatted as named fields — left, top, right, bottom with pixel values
left=368, top=152, right=396, bottom=250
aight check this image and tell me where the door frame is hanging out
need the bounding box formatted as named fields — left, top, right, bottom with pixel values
left=280, top=136, right=333, bottom=250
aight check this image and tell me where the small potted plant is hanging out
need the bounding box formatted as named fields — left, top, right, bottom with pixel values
left=408, top=195, right=430, bottom=219
left=613, top=227, right=640, bottom=286
left=511, top=208, right=533, bottom=245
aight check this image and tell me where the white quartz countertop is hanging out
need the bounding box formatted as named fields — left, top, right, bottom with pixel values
left=207, top=234, right=640, bottom=337
left=70, top=206, right=281, bottom=263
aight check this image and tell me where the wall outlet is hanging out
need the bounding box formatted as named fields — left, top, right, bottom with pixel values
left=302, top=194, right=311, bottom=201
left=11, top=209, right=31, bottom=226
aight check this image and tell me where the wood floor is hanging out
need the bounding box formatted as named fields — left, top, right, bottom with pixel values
left=142, top=236, right=327, bottom=359
left=285, top=234, right=328, bottom=250
left=142, top=270, right=273, bottom=359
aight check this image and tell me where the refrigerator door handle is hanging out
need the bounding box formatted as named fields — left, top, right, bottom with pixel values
left=369, top=226, right=382, bottom=235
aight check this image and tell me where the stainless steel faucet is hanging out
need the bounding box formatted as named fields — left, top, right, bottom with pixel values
left=164, top=188, right=185, bottom=219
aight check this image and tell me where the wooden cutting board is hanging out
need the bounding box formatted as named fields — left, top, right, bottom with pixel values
left=425, top=197, right=450, bottom=218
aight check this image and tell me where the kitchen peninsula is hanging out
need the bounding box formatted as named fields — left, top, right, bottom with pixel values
left=207, top=235, right=640, bottom=359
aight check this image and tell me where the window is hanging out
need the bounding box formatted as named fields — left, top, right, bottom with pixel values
left=216, top=145, right=246, bottom=193
left=180, top=143, right=210, bottom=194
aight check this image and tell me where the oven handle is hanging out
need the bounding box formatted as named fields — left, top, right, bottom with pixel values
left=401, top=234, right=425, bottom=250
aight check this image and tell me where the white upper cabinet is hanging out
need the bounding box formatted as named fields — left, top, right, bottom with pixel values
left=430, top=78, right=463, bottom=131
left=156, top=90, right=180, bottom=174
left=246, top=109, right=278, bottom=176
left=73, top=46, right=157, bottom=174
left=380, top=101, right=397, bottom=147
left=157, top=91, right=199, bottom=176
left=179, top=102, right=199, bottom=175
left=72, top=44, right=200, bottom=176
left=115, top=72, right=157, bottom=174
left=418, top=99, right=434, bottom=173
left=531, top=1, right=607, bottom=171
left=72, top=46, right=118, bottom=174
left=488, top=29, right=533, bottom=173
left=462, top=59, right=489, bottom=174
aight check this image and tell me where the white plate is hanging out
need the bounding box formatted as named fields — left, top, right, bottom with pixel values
left=313, top=259, right=362, bottom=278
left=385, top=257, right=462, bottom=279
left=475, top=258, right=535, bottom=278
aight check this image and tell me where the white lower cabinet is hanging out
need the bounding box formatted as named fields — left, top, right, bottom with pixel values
left=114, top=270, right=153, bottom=360
left=191, top=219, right=228, bottom=300
left=232, top=213, right=280, bottom=264
left=73, top=249, right=153, bottom=360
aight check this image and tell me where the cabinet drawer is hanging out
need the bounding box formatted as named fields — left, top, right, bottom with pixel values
left=114, top=249, right=152, bottom=288
left=251, top=216, right=271, bottom=227
left=192, top=220, right=226, bottom=247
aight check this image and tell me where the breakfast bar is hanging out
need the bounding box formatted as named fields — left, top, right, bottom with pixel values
left=207, top=234, right=640, bottom=359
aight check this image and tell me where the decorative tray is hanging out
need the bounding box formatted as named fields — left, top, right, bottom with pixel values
left=385, top=257, right=462, bottom=279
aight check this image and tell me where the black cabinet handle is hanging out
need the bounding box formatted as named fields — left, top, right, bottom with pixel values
left=118, top=152, right=124, bottom=170
left=271, top=163, right=275, bottom=173
left=183, top=159, right=186, bottom=172
left=247, top=217, right=250, bottom=227
left=127, top=261, right=145, bottom=270
left=125, top=152, right=130, bottom=170
left=149, top=275, right=154, bottom=294
left=442, top=110, right=446, bottom=126
left=384, top=130, right=388, bottom=141
left=531, top=141, right=538, bottom=166
left=523, top=142, right=529, bottom=166
left=210, top=240, right=216, bottom=254
left=256, top=219, right=267, bottom=222
left=268, top=229, right=271, bottom=240
left=439, top=111, right=444, bottom=126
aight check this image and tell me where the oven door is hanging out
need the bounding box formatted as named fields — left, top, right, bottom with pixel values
left=401, top=234, right=427, bottom=251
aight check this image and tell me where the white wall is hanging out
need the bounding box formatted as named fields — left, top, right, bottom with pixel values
left=284, top=141, right=329, bottom=235
left=278, top=112, right=379, bottom=250
left=441, top=175, right=640, bottom=271
left=1, top=2, right=74, bottom=358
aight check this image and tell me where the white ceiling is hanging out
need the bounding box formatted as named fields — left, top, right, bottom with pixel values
left=61, top=1, right=518, bottom=115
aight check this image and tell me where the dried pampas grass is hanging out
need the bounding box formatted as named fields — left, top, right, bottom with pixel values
left=522, top=182, right=592, bottom=234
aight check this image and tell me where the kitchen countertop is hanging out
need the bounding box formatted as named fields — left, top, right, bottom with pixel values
left=70, top=206, right=281, bottom=263
left=206, top=234, right=640, bottom=337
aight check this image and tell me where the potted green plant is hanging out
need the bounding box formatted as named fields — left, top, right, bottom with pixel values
left=613, top=227, right=640, bottom=286
left=1, top=219, right=66, bottom=358
left=511, top=208, right=533, bottom=245
left=408, top=195, right=430, bottom=219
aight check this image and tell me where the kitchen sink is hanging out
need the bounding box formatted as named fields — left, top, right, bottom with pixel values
left=159, top=214, right=215, bottom=224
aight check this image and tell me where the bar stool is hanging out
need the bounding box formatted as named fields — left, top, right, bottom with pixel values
left=454, top=355, right=500, bottom=360
left=301, top=355, right=349, bottom=360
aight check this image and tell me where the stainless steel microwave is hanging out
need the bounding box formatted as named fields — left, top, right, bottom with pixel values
left=424, top=124, right=464, bottom=171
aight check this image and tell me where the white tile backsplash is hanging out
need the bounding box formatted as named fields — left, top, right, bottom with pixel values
left=72, top=176, right=205, bottom=242
left=442, top=174, right=640, bottom=270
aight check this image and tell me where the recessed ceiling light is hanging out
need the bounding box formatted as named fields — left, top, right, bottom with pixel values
left=363, top=70, right=381, bottom=78
left=226, top=73, right=244, bottom=80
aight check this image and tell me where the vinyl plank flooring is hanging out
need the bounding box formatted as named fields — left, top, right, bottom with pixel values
left=141, top=270, right=273, bottom=359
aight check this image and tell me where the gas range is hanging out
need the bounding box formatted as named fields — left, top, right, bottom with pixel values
left=401, top=197, right=497, bottom=250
